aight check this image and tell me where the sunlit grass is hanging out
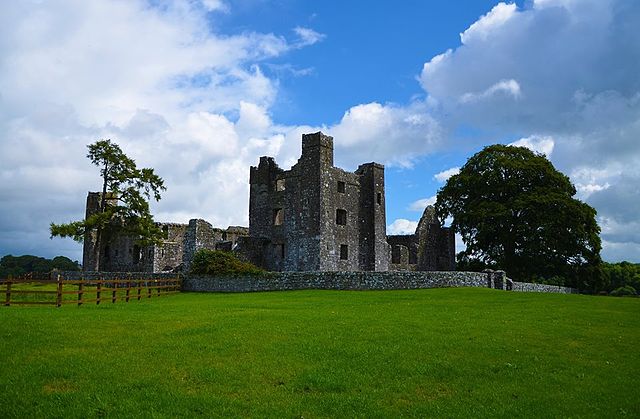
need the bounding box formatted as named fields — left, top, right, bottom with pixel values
left=1, top=288, right=638, bottom=417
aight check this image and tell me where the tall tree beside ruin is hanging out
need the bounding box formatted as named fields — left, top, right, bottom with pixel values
left=435, top=144, right=602, bottom=290
left=50, top=139, right=166, bottom=269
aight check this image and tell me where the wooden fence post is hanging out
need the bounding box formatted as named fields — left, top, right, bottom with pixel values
left=4, top=280, right=11, bottom=307
left=77, top=279, right=84, bottom=306
left=96, top=279, right=102, bottom=305
left=56, top=275, right=63, bottom=308
left=137, top=280, right=142, bottom=301
left=112, top=278, right=117, bottom=304
left=126, top=280, right=131, bottom=303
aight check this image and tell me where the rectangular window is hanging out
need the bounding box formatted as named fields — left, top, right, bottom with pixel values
left=336, top=209, right=347, bottom=225
left=276, top=178, right=286, bottom=191
left=337, top=181, right=346, bottom=193
left=340, top=244, right=348, bottom=260
left=273, top=208, right=284, bottom=225
left=391, top=245, right=401, bottom=264
left=377, top=192, right=382, bottom=205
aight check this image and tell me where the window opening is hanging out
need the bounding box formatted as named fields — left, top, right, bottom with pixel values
left=276, top=178, right=286, bottom=191
left=336, top=209, right=347, bottom=225
left=377, top=192, right=382, bottom=205
left=337, top=181, right=346, bottom=193
left=340, top=245, right=348, bottom=260
left=273, top=208, right=284, bottom=225
left=133, top=245, right=141, bottom=264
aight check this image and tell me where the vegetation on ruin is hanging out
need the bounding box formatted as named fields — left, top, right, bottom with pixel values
left=1, top=288, right=638, bottom=417
left=0, top=254, right=80, bottom=278
left=49, top=139, right=165, bottom=267
left=190, top=248, right=265, bottom=276
left=436, top=144, right=602, bottom=291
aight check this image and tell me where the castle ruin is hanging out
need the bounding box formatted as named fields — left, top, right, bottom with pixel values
left=82, top=132, right=454, bottom=272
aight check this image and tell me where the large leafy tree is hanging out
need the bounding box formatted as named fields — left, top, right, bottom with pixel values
left=50, top=139, right=165, bottom=269
left=435, top=145, right=602, bottom=290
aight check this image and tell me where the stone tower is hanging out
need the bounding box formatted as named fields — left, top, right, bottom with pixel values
left=246, top=132, right=389, bottom=271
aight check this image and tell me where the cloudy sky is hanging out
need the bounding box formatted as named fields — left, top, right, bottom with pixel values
left=1, top=0, right=638, bottom=263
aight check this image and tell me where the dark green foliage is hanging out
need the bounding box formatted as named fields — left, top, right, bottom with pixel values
left=0, top=254, right=80, bottom=278
left=609, top=285, right=638, bottom=297
left=436, top=145, right=602, bottom=290
left=601, top=261, right=640, bottom=293
left=50, top=140, right=166, bottom=268
left=189, top=249, right=264, bottom=276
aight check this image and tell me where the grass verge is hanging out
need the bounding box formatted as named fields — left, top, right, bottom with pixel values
left=1, top=288, right=638, bottom=417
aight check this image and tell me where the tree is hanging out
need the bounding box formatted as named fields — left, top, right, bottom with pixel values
left=435, top=144, right=602, bottom=290
left=50, top=139, right=165, bottom=270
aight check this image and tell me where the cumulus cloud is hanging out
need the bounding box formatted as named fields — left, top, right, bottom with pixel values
left=408, top=196, right=436, bottom=212
left=418, top=0, right=640, bottom=261
left=0, top=1, right=319, bottom=260
left=387, top=219, right=418, bottom=235
left=434, top=167, right=460, bottom=183
left=509, top=135, right=555, bottom=157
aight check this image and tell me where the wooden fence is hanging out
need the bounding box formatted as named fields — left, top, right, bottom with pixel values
left=1, top=274, right=181, bottom=307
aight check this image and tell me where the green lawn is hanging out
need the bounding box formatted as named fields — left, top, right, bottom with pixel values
left=1, top=288, right=638, bottom=418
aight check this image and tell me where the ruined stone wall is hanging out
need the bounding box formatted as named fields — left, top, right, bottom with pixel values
left=183, top=271, right=491, bottom=292
left=356, top=163, right=389, bottom=271
left=512, top=281, right=577, bottom=294
left=246, top=132, right=390, bottom=272
left=153, top=223, right=188, bottom=272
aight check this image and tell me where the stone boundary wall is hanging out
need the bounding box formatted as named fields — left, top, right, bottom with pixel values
left=512, top=281, right=577, bottom=294
left=59, top=271, right=179, bottom=281
left=183, top=271, right=491, bottom=292
left=57, top=271, right=577, bottom=294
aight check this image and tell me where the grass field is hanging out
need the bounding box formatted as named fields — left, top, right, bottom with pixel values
left=1, top=288, right=639, bottom=418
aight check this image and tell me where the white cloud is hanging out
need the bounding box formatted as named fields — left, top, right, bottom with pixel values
left=408, top=196, right=436, bottom=212
left=460, top=2, right=517, bottom=44
left=509, top=135, right=555, bottom=157
left=293, top=27, right=326, bottom=47
left=328, top=102, right=443, bottom=169
left=460, top=79, right=521, bottom=103
left=418, top=0, right=640, bottom=262
left=434, top=167, right=460, bottom=183
left=387, top=219, right=418, bottom=235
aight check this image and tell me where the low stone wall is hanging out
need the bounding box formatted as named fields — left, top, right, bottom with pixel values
left=512, top=281, right=577, bottom=294
left=60, top=271, right=179, bottom=281
left=183, top=271, right=490, bottom=293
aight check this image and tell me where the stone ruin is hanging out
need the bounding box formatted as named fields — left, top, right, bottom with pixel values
left=82, top=132, right=454, bottom=273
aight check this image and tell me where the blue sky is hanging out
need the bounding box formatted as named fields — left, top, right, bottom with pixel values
left=0, top=0, right=638, bottom=263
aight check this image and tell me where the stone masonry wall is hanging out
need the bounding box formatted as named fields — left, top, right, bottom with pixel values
left=512, top=281, right=577, bottom=294
left=183, top=271, right=491, bottom=292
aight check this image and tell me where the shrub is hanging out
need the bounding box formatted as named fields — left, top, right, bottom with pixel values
left=189, top=249, right=264, bottom=276
left=609, top=285, right=637, bottom=297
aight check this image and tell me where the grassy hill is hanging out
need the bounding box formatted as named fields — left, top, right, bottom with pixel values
left=1, top=288, right=638, bottom=417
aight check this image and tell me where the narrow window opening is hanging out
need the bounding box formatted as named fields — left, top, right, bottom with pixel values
left=222, top=232, right=228, bottom=240
left=340, top=244, right=349, bottom=260
left=337, top=181, right=346, bottom=193
left=336, top=209, right=347, bottom=225
left=273, top=208, right=284, bottom=226
left=391, top=245, right=401, bottom=264
left=276, top=178, right=286, bottom=191
left=376, top=192, right=382, bottom=205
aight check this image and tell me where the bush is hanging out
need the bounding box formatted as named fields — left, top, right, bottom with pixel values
left=189, top=249, right=264, bottom=276
left=609, top=285, right=637, bottom=297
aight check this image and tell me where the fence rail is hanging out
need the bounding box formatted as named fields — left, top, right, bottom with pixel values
left=1, top=274, right=181, bottom=307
